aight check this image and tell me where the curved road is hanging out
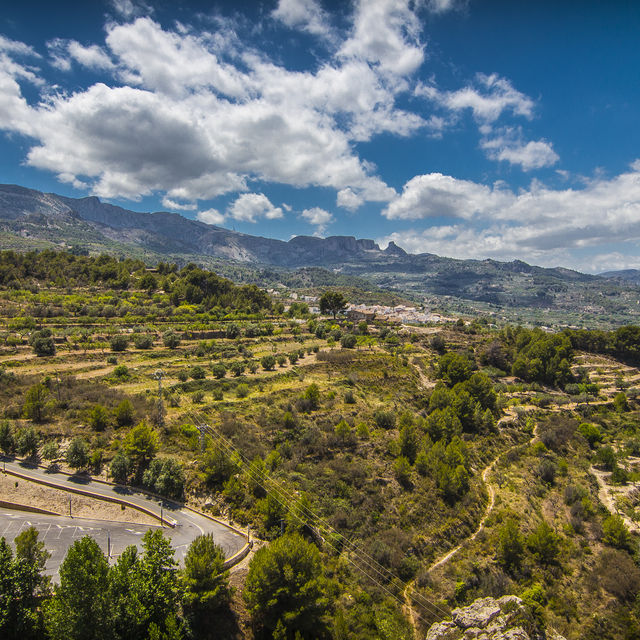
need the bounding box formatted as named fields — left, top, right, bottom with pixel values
left=1, top=459, right=246, bottom=578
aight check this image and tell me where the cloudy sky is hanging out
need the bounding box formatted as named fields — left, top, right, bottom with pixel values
left=1, top=0, right=640, bottom=273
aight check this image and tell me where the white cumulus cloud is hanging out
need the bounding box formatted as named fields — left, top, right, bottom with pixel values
left=197, top=208, right=225, bottom=225
left=272, top=0, right=333, bottom=39
left=481, top=127, right=559, bottom=170
left=300, top=206, right=334, bottom=234
left=228, top=193, right=283, bottom=223
left=381, top=161, right=640, bottom=270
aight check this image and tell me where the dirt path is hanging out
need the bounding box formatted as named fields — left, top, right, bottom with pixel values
left=590, top=465, right=640, bottom=533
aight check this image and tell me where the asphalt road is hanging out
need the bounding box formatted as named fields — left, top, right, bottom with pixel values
left=0, top=459, right=247, bottom=579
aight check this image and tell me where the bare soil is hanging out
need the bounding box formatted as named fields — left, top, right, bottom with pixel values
left=0, top=473, right=157, bottom=525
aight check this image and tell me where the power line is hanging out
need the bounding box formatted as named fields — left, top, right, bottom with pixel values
left=183, top=406, right=451, bottom=623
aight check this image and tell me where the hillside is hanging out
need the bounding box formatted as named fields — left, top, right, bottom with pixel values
left=2, top=252, right=640, bottom=638
left=1, top=184, right=640, bottom=328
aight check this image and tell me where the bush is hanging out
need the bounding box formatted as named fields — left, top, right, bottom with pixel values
left=536, top=458, right=557, bottom=484
left=109, top=451, right=131, bottom=484
left=230, top=361, right=246, bottom=377
left=42, top=440, right=59, bottom=461
left=497, top=519, right=524, bottom=570
left=374, top=410, right=396, bottom=430
left=527, top=521, right=560, bottom=565
left=29, top=329, right=56, bottom=357
left=109, top=335, right=129, bottom=352
left=340, top=334, right=357, bottom=349
left=163, top=330, right=181, bottom=349
left=595, top=445, right=617, bottom=471
left=261, top=355, right=276, bottom=371
left=603, top=514, right=633, bottom=551
left=594, top=548, right=640, bottom=602
left=143, top=457, right=185, bottom=499
left=134, top=334, right=154, bottom=349
left=16, top=427, right=39, bottom=458
left=236, top=383, right=250, bottom=399
left=114, top=399, right=135, bottom=427
left=190, top=366, right=206, bottom=380
left=88, top=404, right=110, bottom=431
left=578, top=422, right=602, bottom=447
left=66, top=437, right=90, bottom=469
left=393, top=456, right=412, bottom=488
left=211, top=363, right=226, bottom=379
left=113, top=364, right=129, bottom=379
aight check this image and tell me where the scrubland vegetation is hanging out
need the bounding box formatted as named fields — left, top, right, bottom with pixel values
left=1, top=250, right=640, bottom=639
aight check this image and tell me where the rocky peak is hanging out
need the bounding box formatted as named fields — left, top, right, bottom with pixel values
left=384, top=240, right=407, bottom=256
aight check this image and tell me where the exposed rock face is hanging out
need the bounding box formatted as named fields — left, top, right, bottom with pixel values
left=425, top=596, right=565, bottom=640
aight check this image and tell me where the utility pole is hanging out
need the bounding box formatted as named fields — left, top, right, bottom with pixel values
left=196, top=423, right=207, bottom=452
left=152, top=369, right=165, bottom=428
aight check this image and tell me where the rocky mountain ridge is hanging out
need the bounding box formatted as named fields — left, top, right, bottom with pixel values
left=1, top=183, right=639, bottom=327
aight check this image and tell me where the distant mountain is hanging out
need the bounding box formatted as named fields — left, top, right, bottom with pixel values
left=0, top=184, right=401, bottom=266
left=1, top=183, right=639, bottom=328
left=599, top=269, right=640, bottom=286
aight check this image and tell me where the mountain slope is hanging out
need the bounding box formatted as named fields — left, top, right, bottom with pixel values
left=0, top=183, right=639, bottom=327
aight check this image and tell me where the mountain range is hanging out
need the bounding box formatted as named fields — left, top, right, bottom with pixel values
left=0, top=183, right=638, bottom=328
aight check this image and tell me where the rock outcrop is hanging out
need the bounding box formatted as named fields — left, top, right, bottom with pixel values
left=425, top=596, right=566, bottom=640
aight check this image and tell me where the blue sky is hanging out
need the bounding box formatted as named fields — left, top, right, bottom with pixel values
left=1, top=0, right=640, bottom=273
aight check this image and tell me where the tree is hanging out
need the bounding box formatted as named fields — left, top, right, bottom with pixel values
left=29, top=329, right=55, bottom=357
left=437, top=352, right=472, bottom=386
left=162, top=331, right=180, bottom=349
left=497, top=519, right=524, bottom=570
left=66, top=437, right=90, bottom=470
left=134, top=334, right=154, bottom=349
left=261, top=355, right=276, bottom=371
left=114, top=399, right=135, bottom=427
left=136, top=530, right=181, bottom=635
left=16, top=427, right=39, bottom=458
left=109, top=451, right=132, bottom=484
left=143, top=458, right=185, bottom=499
left=88, top=404, right=110, bottom=431
left=190, top=365, right=206, bottom=380
left=527, top=521, right=561, bottom=565
left=578, top=422, right=602, bottom=448
left=22, top=383, right=49, bottom=423
left=244, top=533, right=329, bottom=637
left=15, top=526, right=50, bottom=575
left=0, top=420, right=15, bottom=455
left=123, top=420, right=159, bottom=477
left=302, top=383, right=320, bottom=411
left=211, top=363, right=226, bottom=379
left=340, top=334, right=357, bottom=349
left=41, top=441, right=59, bottom=462
left=46, top=536, right=112, bottom=640
left=319, top=290, right=347, bottom=319
left=110, top=335, right=129, bottom=352
left=0, top=536, right=48, bottom=639
left=182, top=534, right=230, bottom=633
left=108, top=546, right=144, bottom=640
left=230, top=361, right=246, bottom=377
left=603, top=514, right=633, bottom=552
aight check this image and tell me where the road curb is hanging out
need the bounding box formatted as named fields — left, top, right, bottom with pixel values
left=3, top=467, right=176, bottom=527
left=0, top=499, right=59, bottom=516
